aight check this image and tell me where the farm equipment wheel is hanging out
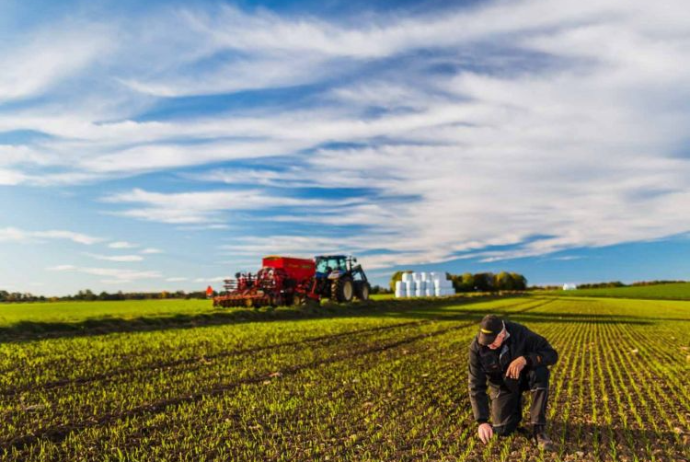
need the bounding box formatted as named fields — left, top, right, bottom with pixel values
left=355, top=282, right=370, bottom=301
left=332, top=278, right=354, bottom=303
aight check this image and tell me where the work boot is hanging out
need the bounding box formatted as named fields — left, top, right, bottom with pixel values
left=515, top=426, right=531, bottom=439
left=533, top=425, right=554, bottom=450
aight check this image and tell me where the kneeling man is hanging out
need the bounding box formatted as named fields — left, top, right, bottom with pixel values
left=468, top=314, right=558, bottom=449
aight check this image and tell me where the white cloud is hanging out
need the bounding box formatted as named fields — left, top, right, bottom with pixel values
left=47, top=265, right=76, bottom=271
left=109, top=241, right=138, bottom=249
left=0, top=227, right=104, bottom=245
left=194, top=277, right=227, bottom=283
left=34, top=230, right=104, bottom=245
left=0, top=227, right=28, bottom=242
left=0, top=24, right=113, bottom=103
left=141, top=248, right=163, bottom=254
left=550, top=256, right=583, bottom=261
left=102, top=188, right=364, bottom=224
left=84, top=253, right=144, bottom=262
left=53, top=265, right=161, bottom=281
left=0, top=168, right=28, bottom=185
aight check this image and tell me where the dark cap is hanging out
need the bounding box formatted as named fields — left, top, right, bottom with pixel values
left=477, top=314, right=503, bottom=346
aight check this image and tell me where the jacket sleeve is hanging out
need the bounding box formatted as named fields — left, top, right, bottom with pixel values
left=468, top=344, right=490, bottom=424
left=523, top=328, right=558, bottom=368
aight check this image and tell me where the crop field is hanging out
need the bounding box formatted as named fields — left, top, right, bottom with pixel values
left=547, top=282, right=690, bottom=301
left=1, top=296, right=689, bottom=461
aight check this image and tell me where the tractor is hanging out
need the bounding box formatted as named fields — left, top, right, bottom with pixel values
left=213, top=254, right=370, bottom=308
left=313, top=255, right=370, bottom=303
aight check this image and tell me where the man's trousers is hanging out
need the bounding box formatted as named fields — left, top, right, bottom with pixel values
left=491, top=366, right=550, bottom=436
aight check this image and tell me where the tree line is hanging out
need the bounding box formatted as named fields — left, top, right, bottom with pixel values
left=389, top=271, right=528, bottom=292
left=0, top=289, right=212, bottom=303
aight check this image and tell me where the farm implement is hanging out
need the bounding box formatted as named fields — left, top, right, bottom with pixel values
left=213, top=255, right=371, bottom=308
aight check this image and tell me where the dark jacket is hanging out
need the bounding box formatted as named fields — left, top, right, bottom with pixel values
left=468, top=321, right=558, bottom=423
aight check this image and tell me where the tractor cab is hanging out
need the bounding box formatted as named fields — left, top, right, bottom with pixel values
left=315, top=255, right=348, bottom=279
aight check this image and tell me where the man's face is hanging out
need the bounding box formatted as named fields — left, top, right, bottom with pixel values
left=487, top=327, right=507, bottom=350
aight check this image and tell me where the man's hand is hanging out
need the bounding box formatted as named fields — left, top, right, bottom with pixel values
left=506, top=356, right=527, bottom=379
left=478, top=423, right=493, bottom=444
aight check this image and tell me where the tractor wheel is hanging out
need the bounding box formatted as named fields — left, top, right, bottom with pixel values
left=355, top=282, right=370, bottom=301
left=332, top=278, right=354, bottom=303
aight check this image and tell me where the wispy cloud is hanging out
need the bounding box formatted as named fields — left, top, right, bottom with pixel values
left=194, top=276, right=227, bottom=283
left=47, top=265, right=76, bottom=272
left=102, top=188, right=365, bottom=224
left=84, top=253, right=144, bottom=262
left=109, top=241, right=138, bottom=249
left=141, top=248, right=163, bottom=254
left=47, top=265, right=162, bottom=283
left=550, top=256, right=584, bottom=261
left=0, top=227, right=104, bottom=245
left=0, top=23, right=112, bottom=103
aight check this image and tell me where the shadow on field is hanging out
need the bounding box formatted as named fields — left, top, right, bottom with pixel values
left=0, top=295, right=511, bottom=344
left=0, top=295, right=666, bottom=344
left=500, top=311, right=657, bottom=325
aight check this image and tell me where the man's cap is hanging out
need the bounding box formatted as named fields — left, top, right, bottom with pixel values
left=477, top=314, right=503, bottom=346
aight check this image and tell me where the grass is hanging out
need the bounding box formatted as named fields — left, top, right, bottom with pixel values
left=545, top=282, right=690, bottom=300
left=0, top=299, right=211, bottom=325
left=0, top=295, right=688, bottom=461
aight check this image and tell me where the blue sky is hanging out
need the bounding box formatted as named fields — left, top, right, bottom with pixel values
left=1, top=0, right=690, bottom=295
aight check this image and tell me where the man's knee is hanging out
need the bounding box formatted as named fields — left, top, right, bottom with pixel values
left=528, top=366, right=549, bottom=388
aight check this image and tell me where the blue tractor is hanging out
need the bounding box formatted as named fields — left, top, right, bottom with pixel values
left=314, top=255, right=370, bottom=302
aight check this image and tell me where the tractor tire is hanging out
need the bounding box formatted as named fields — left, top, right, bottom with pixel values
left=332, top=278, right=354, bottom=303
left=355, top=282, right=370, bottom=301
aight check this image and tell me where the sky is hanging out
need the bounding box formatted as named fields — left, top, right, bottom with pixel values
left=1, top=0, right=690, bottom=296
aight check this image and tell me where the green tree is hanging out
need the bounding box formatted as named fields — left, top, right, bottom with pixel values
left=474, top=273, right=495, bottom=292
left=495, top=272, right=515, bottom=290
left=461, top=272, right=476, bottom=292
left=510, top=272, right=527, bottom=290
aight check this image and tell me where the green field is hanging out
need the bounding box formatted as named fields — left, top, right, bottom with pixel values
left=548, top=282, right=690, bottom=300
left=0, top=299, right=212, bottom=325
left=1, top=296, right=689, bottom=461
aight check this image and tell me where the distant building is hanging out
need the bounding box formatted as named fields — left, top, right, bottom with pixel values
left=562, top=283, right=577, bottom=290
